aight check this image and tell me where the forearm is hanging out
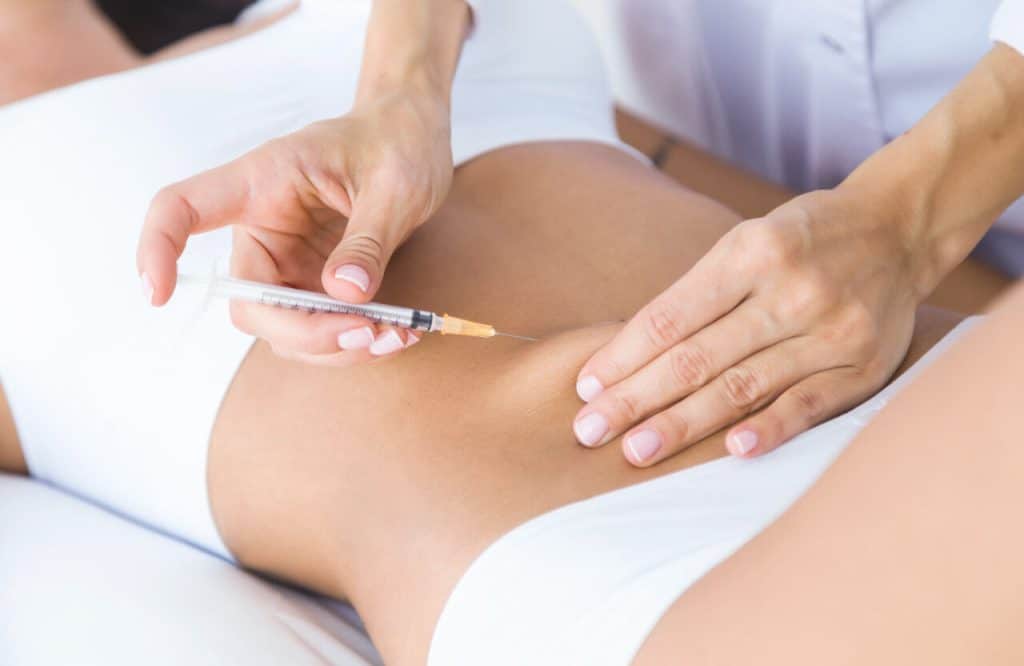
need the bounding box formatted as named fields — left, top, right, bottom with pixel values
left=355, top=0, right=470, bottom=106
left=845, top=44, right=1024, bottom=297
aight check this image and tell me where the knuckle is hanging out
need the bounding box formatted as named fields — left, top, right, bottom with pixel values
left=642, top=301, right=686, bottom=348
left=340, top=233, right=387, bottom=271
left=669, top=343, right=714, bottom=390
left=743, top=223, right=795, bottom=269
left=721, top=365, right=764, bottom=410
left=654, top=410, right=689, bottom=446
left=149, top=186, right=195, bottom=228
left=779, top=275, right=831, bottom=322
left=844, top=303, right=881, bottom=353
left=819, top=302, right=879, bottom=357
left=790, top=385, right=827, bottom=422
left=603, top=388, right=643, bottom=424
left=149, top=185, right=178, bottom=212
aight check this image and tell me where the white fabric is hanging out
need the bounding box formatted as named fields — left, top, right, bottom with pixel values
left=429, top=318, right=978, bottom=666
left=571, top=0, right=1024, bottom=272
left=992, top=0, right=1024, bottom=55
left=0, top=473, right=381, bottom=666
left=0, top=0, right=622, bottom=560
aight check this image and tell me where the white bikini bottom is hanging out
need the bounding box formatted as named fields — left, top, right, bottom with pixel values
left=429, top=318, right=978, bottom=666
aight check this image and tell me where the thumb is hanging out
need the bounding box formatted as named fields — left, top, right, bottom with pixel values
left=136, top=158, right=249, bottom=306
left=322, top=199, right=406, bottom=303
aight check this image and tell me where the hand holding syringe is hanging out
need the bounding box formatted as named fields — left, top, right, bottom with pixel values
left=179, top=273, right=536, bottom=343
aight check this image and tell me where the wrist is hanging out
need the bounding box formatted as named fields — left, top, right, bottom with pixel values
left=355, top=0, right=468, bottom=108
left=355, top=63, right=451, bottom=112
left=841, top=45, right=1024, bottom=300
left=839, top=137, right=948, bottom=301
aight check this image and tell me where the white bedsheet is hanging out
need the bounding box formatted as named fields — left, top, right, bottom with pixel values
left=0, top=473, right=381, bottom=666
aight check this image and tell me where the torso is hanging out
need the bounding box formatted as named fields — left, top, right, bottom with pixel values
left=208, top=142, right=961, bottom=665
left=0, top=6, right=967, bottom=662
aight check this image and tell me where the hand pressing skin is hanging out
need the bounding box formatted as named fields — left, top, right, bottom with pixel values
left=136, top=0, right=469, bottom=364
left=575, top=44, right=1024, bottom=466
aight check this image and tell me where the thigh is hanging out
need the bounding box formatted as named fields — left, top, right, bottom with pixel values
left=636, top=286, right=1024, bottom=665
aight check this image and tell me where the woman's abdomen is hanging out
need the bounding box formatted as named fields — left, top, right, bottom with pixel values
left=207, top=142, right=742, bottom=663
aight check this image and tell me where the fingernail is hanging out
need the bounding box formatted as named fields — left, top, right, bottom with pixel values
left=576, top=375, right=604, bottom=402
left=727, top=430, right=758, bottom=456
left=625, top=429, right=662, bottom=463
left=338, top=326, right=374, bottom=350
left=141, top=272, right=154, bottom=305
left=334, top=265, right=370, bottom=293
left=405, top=332, right=421, bottom=347
left=369, top=330, right=404, bottom=356
left=573, top=412, right=609, bottom=447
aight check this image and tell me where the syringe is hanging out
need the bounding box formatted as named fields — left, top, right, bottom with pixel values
left=178, top=273, right=536, bottom=341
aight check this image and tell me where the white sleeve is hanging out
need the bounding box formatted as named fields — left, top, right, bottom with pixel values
left=992, top=1, right=1024, bottom=54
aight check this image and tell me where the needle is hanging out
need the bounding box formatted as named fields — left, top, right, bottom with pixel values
left=494, top=331, right=538, bottom=342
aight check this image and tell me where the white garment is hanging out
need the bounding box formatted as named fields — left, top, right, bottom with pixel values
left=0, top=0, right=622, bottom=560
left=429, top=318, right=978, bottom=666
left=580, top=0, right=1024, bottom=271
left=0, top=474, right=381, bottom=666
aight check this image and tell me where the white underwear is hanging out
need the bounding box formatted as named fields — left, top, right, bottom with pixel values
left=428, top=318, right=978, bottom=666
left=0, top=0, right=624, bottom=559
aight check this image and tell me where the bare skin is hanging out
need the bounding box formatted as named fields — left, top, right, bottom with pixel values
left=615, top=108, right=1012, bottom=315
left=636, top=282, right=1024, bottom=666
left=208, top=143, right=965, bottom=665
left=0, top=0, right=295, bottom=107
left=0, top=388, right=24, bottom=474
left=0, top=0, right=137, bottom=106
left=0, top=11, right=1014, bottom=666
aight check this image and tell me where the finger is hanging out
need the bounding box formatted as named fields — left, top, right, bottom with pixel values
left=274, top=325, right=409, bottom=361
left=725, top=367, right=877, bottom=459
left=137, top=158, right=252, bottom=306
left=366, top=326, right=409, bottom=357
left=612, top=337, right=831, bottom=466
left=321, top=192, right=409, bottom=303
left=270, top=325, right=419, bottom=367
left=575, top=230, right=756, bottom=402
left=231, top=300, right=382, bottom=355
left=228, top=229, right=384, bottom=356
left=573, top=302, right=786, bottom=448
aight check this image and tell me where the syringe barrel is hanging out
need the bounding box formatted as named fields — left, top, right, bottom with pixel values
left=207, top=275, right=438, bottom=331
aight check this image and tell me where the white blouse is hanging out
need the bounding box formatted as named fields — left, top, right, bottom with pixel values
left=544, top=0, right=1024, bottom=272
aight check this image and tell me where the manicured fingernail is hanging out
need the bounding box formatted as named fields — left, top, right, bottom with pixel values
left=338, top=326, right=374, bottom=350
left=141, top=273, right=154, bottom=305
left=369, top=330, right=404, bottom=356
left=576, top=375, right=604, bottom=402
left=405, top=332, right=421, bottom=347
left=334, top=265, right=370, bottom=293
left=573, top=412, right=609, bottom=447
left=625, top=429, right=662, bottom=463
left=727, top=430, right=758, bottom=456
